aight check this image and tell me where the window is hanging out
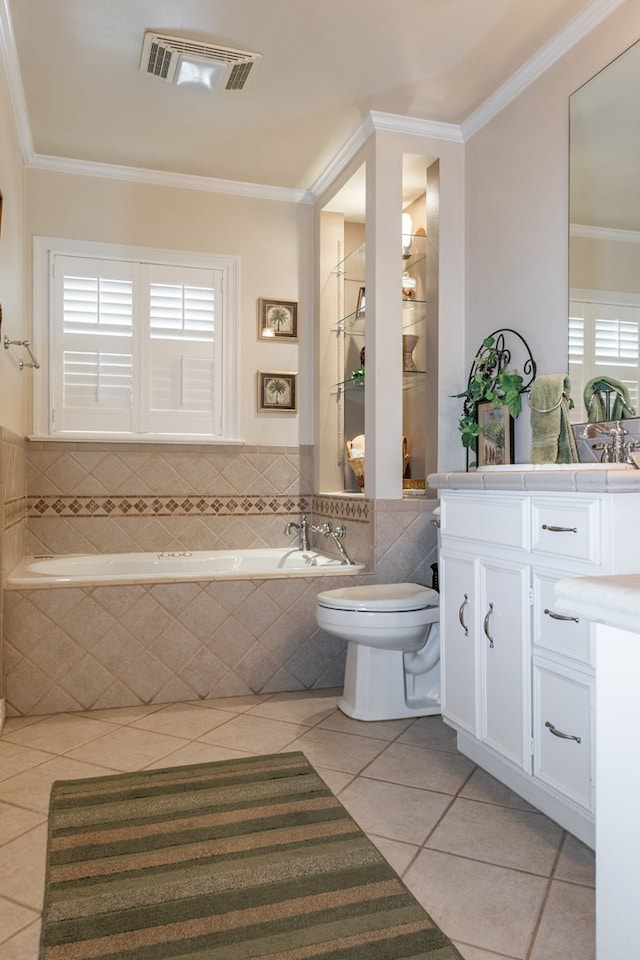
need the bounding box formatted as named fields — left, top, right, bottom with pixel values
left=33, top=238, right=240, bottom=441
left=569, top=292, right=640, bottom=419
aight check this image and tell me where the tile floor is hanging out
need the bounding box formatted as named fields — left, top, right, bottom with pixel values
left=0, top=690, right=595, bottom=959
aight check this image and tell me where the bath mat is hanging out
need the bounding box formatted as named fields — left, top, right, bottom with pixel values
left=40, top=751, right=462, bottom=959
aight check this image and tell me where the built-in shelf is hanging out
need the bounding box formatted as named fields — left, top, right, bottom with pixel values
left=326, top=230, right=429, bottom=493
left=333, top=299, right=427, bottom=333
left=332, top=370, right=426, bottom=394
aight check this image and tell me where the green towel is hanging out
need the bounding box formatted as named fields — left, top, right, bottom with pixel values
left=529, top=374, right=579, bottom=464
left=583, top=376, right=635, bottom=422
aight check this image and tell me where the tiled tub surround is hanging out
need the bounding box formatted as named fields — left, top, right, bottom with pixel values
left=3, top=436, right=439, bottom=715
left=1, top=429, right=28, bottom=722
left=25, top=442, right=315, bottom=557
left=1, top=429, right=27, bottom=581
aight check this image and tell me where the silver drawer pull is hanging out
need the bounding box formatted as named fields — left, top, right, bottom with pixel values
left=544, top=608, right=579, bottom=623
left=545, top=721, right=581, bottom=744
left=458, top=594, right=469, bottom=637
left=483, top=602, right=494, bottom=648
left=541, top=524, right=578, bottom=533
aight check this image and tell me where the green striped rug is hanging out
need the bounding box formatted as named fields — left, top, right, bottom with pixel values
left=40, top=751, right=462, bottom=959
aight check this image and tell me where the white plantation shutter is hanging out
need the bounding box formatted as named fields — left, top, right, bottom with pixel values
left=568, top=306, right=586, bottom=416
left=54, top=257, right=134, bottom=432
left=569, top=295, right=640, bottom=418
left=142, top=264, right=222, bottom=434
left=594, top=316, right=639, bottom=367
left=42, top=243, right=238, bottom=440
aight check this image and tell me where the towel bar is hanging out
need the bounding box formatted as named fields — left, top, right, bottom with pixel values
left=3, top=335, right=40, bottom=370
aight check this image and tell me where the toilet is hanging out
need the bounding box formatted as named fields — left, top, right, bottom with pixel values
left=316, top=582, right=441, bottom=721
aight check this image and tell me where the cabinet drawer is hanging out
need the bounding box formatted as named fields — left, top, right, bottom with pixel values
left=442, top=494, right=528, bottom=549
left=533, top=662, right=594, bottom=812
left=531, top=498, right=600, bottom=564
left=533, top=571, right=593, bottom=667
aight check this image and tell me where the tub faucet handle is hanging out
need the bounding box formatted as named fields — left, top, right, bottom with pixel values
left=285, top=515, right=310, bottom=551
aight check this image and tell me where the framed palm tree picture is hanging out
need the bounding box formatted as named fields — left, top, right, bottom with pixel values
left=257, top=371, right=298, bottom=412
left=258, top=298, right=299, bottom=340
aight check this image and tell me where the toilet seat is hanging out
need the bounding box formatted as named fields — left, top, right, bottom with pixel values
left=317, top=582, right=438, bottom=613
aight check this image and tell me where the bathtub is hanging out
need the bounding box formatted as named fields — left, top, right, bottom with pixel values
left=7, top=548, right=364, bottom=588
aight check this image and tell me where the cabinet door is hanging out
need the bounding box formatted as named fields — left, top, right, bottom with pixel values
left=533, top=661, right=594, bottom=812
left=440, top=551, right=478, bottom=737
left=479, top=559, right=531, bottom=771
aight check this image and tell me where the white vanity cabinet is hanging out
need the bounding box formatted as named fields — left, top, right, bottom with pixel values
left=442, top=546, right=531, bottom=769
left=438, top=483, right=640, bottom=849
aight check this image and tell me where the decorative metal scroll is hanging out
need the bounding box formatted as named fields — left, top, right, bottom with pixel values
left=463, top=328, right=537, bottom=470
left=465, top=328, right=536, bottom=399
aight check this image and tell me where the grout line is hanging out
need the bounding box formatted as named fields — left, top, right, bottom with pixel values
left=0, top=696, right=594, bottom=959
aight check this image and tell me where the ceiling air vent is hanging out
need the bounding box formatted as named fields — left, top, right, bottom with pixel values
left=140, top=32, right=261, bottom=91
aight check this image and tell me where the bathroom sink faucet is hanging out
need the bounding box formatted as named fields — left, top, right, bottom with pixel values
left=592, top=421, right=640, bottom=465
left=284, top=515, right=310, bottom=551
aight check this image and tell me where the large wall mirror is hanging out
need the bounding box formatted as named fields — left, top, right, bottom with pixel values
left=569, top=38, right=640, bottom=424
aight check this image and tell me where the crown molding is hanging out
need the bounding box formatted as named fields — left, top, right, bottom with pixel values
left=0, top=0, right=630, bottom=203
left=307, top=115, right=374, bottom=201
left=309, top=111, right=463, bottom=201
left=369, top=111, right=464, bottom=142
left=0, top=0, right=33, bottom=161
left=26, top=153, right=312, bottom=204
left=571, top=223, right=640, bottom=244
left=461, top=0, right=629, bottom=139
left=1, top=0, right=309, bottom=203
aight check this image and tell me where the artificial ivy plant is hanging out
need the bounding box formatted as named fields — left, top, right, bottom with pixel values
left=455, top=334, right=526, bottom=451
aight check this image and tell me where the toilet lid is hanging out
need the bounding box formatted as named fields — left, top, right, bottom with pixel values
left=317, top=582, right=439, bottom=612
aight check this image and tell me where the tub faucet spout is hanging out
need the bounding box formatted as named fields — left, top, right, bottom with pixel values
left=284, top=515, right=310, bottom=551
left=310, top=521, right=354, bottom=565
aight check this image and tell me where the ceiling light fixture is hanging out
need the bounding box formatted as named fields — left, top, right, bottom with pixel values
left=174, top=58, right=228, bottom=91
left=140, top=32, right=261, bottom=92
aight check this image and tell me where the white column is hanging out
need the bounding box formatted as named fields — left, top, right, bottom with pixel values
left=365, top=133, right=403, bottom=499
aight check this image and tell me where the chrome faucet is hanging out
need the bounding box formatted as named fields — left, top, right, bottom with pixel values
left=592, top=421, right=640, bottom=465
left=284, top=515, right=310, bottom=551
left=310, top=520, right=354, bottom=565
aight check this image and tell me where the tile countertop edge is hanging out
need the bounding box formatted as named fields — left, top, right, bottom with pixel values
left=427, top=470, right=640, bottom=493
left=554, top=574, right=640, bottom=634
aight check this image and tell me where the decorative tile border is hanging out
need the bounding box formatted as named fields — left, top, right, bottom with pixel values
left=27, top=494, right=311, bottom=519
left=313, top=494, right=370, bottom=522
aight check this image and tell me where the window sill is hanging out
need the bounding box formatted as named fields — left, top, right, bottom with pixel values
left=27, top=434, right=246, bottom=446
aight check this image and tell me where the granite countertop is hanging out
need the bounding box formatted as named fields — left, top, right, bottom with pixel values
left=554, top=574, right=640, bottom=634
left=427, top=465, right=640, bottom=493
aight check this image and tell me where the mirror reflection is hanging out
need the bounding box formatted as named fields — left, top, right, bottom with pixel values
left=569, top=38, right=640, bottom=423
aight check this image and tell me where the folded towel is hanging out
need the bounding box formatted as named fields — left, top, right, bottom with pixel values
left=583, top=376, right=635, bottom=422
left=529, top=374, right=579, bottom=464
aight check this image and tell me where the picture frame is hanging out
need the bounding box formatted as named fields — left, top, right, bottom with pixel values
left=257, top=371, right=298, bottom=413
left=476, top=402, right=513, bottom=466
left=258, top=298, right=299, bottom=341
left=355, top=286, right=366, bottom=318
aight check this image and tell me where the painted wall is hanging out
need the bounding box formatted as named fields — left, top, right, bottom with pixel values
left=11, top=3, right=640, bottom=468
left=465, top=0, right=640, bottom=462
left=25, top=169, right=314, bottom=446
left=570, top=233, right=640, bottom=293
left=0, top=39, right=27, bottom=436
